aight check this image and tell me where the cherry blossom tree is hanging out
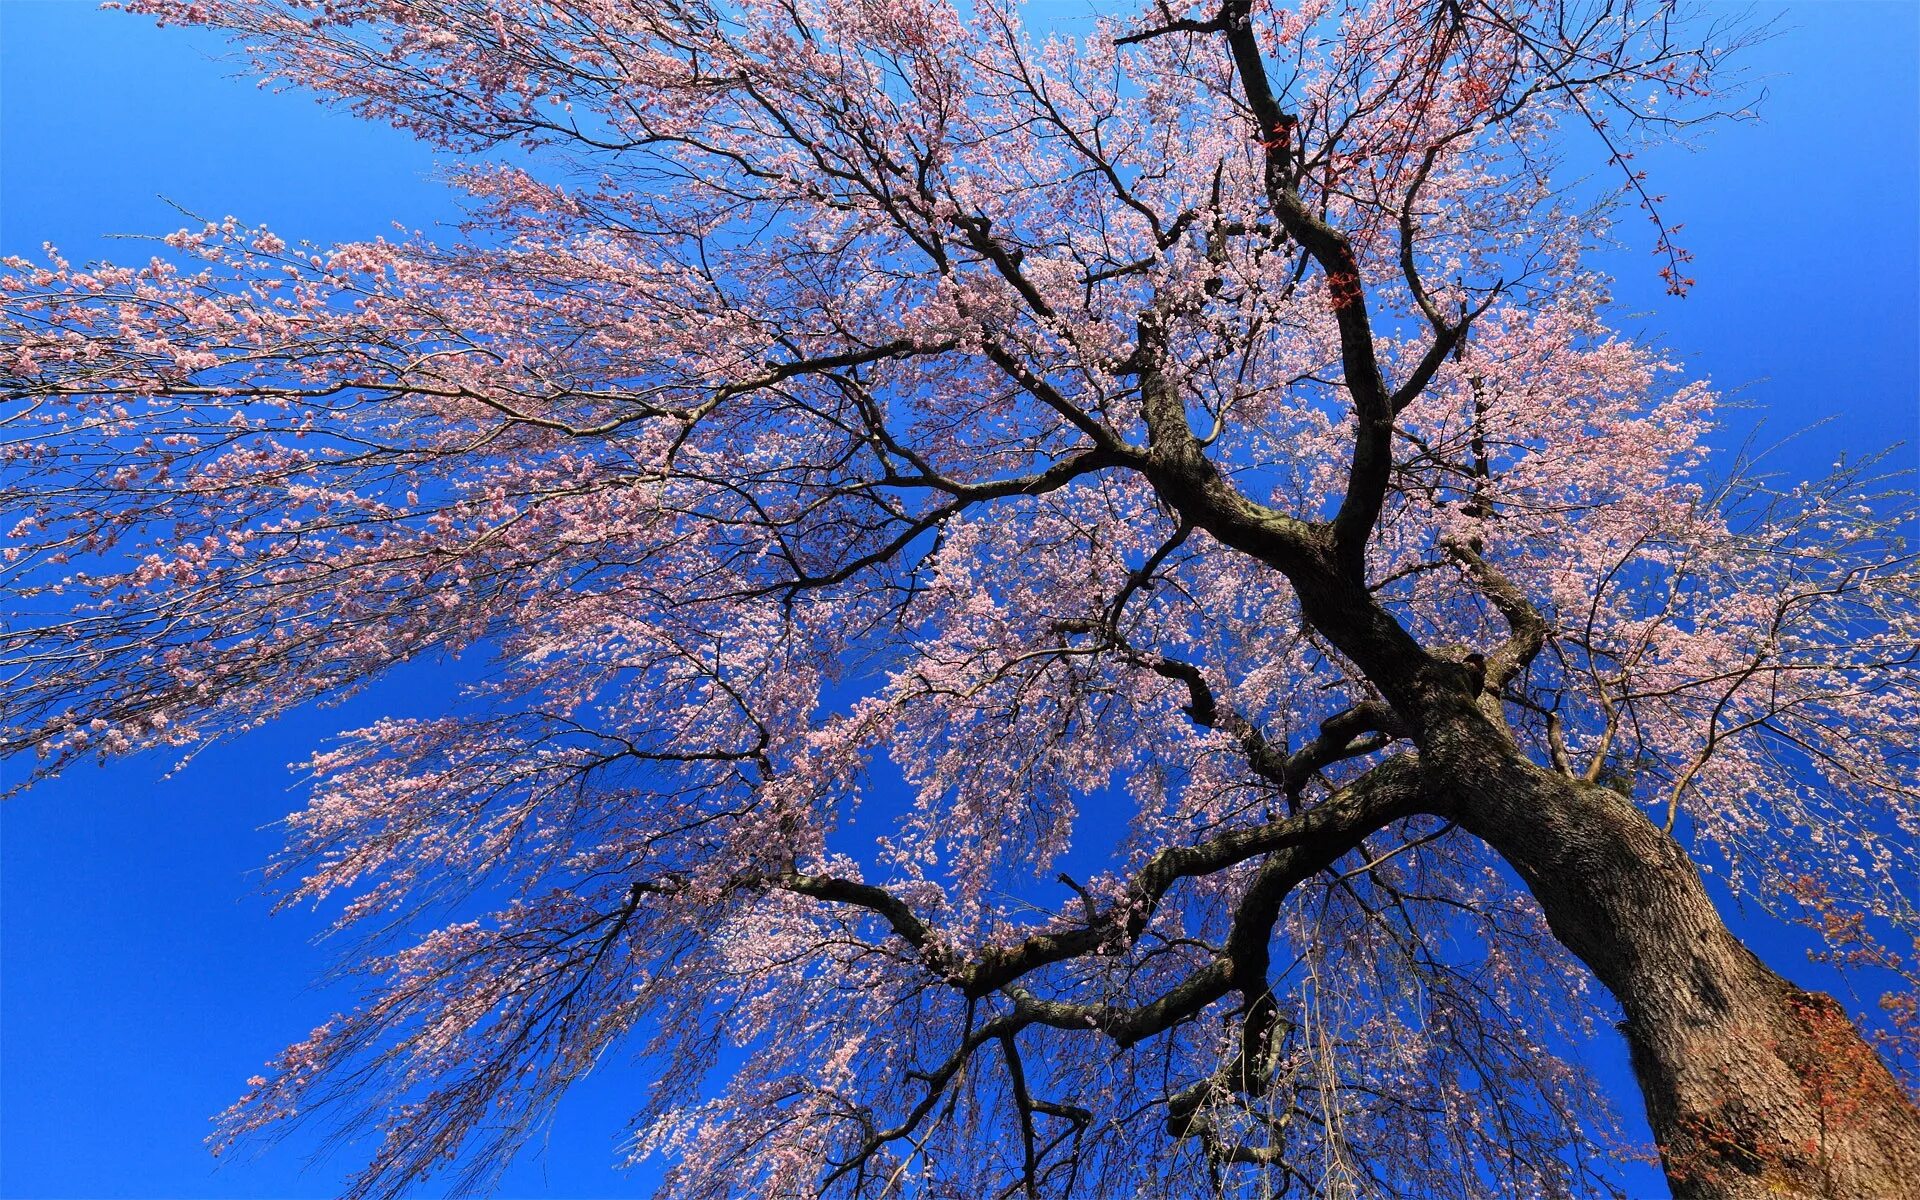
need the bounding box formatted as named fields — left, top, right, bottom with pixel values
left=4, top=0, right=1918, bottom=1196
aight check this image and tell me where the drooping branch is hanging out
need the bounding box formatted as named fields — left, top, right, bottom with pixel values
left=773, top=754, right=1428, bottom=1007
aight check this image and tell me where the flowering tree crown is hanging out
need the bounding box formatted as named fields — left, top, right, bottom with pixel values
left=3, top=0, right=1916, bottom=1196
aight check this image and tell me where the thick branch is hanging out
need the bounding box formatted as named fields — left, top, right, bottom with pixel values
left=769, top=755, right=1426, bottom=1016
left=1216, top=0, right=1395, bottom=581
left=1442, top=536, right=1548, bottom=692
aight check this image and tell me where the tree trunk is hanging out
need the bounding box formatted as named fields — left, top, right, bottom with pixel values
left=1424, top=705, right=1920, bottom=1198
left=1183, top=491, right=1920, bottom=1195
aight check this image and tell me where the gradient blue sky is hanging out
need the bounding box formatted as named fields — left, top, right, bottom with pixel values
left=1, top=3, right=1915, bottom=1198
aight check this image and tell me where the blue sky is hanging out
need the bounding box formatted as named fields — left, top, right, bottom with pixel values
left=1, top=2, right=1915, bottom=1198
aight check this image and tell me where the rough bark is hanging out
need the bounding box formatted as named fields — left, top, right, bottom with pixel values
left=1424, top=704, right=1920, bottom=1199
left=1285, top=559, right=1920, bottom=1197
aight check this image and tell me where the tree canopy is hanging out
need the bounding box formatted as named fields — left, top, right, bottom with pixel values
left=3, top=0, right=1917, bottom=1196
